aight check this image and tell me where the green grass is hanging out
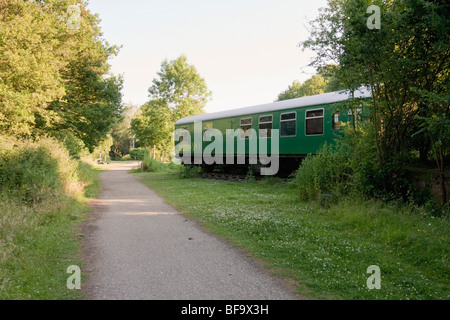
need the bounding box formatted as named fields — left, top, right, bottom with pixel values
left=135, top=172, right=449, bottom=300
left=77, top=161, right=102, bottom=199
left=0, top=160, right=101, bottom=300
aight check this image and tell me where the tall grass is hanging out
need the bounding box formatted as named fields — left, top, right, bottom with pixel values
left=141, top=152, right=168, bottom=172
left=140, top=152, right=184, bottom=174
left=0, top=136, right=81, bottom=204
left=295, top=143, right=350, bottom=203
left=0, top=135, right=99, bottom=299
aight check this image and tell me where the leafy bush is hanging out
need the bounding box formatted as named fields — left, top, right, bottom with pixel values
left=0, top=136, right=79, bottom=205
left=295, top=143, right=350, bottom=202
left=141, top=153, right=168, bottom=172
left=339, top=123, right=379, bottom=197
left=167, top=162, right=184, bottom=174
left=179, top=165, right=202, bottom=178
left=341, top=123, right=437, bottom=206
left=91, top=136, right=113, bottom=164
left=121, top=154, right=132, bottom=161
left=52, top=130, right=89, bottom=159
left=0, top=136, right=99, bottom=300
left=129, top=148, right=148, bottom=160
left=296, top=123, right=442, bottom=213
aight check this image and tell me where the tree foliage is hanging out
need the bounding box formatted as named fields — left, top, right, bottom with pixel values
left=277, top=75, right=327, bottom=101
left=300, top=0, right=450, bottom=202
left=110, top=103, right=138, bottom=159
left=131, top=55, right=211, bottom=159
left=148, top=55, right=211, bottom=121
left=0, top=0, right=123, bottom=152
left=131, top=100, right=174, bottom=158
left=277, top=65, right=346, bottom=101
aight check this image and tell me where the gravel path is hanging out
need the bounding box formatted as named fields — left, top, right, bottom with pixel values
left=82, top=161, right=299, bottom=300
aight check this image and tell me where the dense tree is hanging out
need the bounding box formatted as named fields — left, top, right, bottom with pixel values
left=110, top=103, right=138, bottom=159
left=300, top=0, right=449, bottom=202
left=0, top=0, right=123, bottom=152
left=277, top=75, right=327, bottom=101
left=0, top=0, right=73, bottom=136
left=49, top=54, right=124, bottom=152
left=318, top=64, right=347, bottom=93
left=148, top=55, right=211, bottom=121
left=131, top=55, right=211, bottom=159
left=277, top=65, right=346, bottom=101
left=131, top=101, right=174, bottom=159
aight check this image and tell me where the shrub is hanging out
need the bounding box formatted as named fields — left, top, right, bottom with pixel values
left=0, top=136, right=99, bottom=299
left=167, top=162, right=184, bottom=174
left=179, top=165, right=202, bottom=178
left=121, top=154, right=131, bottom=161
left=129, top=148, right=148, bottom=160
left=0, top=136, right=79, bottom=205
left=52, top=130, right=89, bottom=159
left=340, top=123, right=436, bottom=205
left=295, top=143, right=350, bottom=202
left=112, top=154, right=123, bottom=161
left=296, top=123, right=441, bottom=213
left=141, top=153, right=168, bottom=172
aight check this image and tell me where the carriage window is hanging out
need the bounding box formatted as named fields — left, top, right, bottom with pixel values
left=280, top=112, right=296, bottom=137
left=179, top=126, right=188, bottom=142
left=240, top=117, right=252, bottom=139
left=306, top=109, right=324, bottom=135
left=332, top=111, right=340, bottom=130
left=259, top=115, right=273, bottom=138
left=203, top=122, right=213, bottom=140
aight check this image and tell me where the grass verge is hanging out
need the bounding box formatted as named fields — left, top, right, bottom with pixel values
left=0, top=161, right=101, bottom=300
left=135, top=172, right=449, bottom=300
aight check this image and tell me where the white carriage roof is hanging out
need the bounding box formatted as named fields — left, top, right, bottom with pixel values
left=175, top=87, right=371, bottom=125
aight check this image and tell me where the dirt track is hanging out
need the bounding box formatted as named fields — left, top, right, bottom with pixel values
left=82, top=161, right=300, bottom=300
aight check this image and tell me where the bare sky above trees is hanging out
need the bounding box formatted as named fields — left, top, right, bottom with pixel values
left=87, top=0, right=328, bottom=113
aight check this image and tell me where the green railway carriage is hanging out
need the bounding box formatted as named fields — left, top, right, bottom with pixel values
left=174, top=88, right=371, bottom=174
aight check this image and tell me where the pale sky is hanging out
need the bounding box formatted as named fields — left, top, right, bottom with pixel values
left=87, top=0, right=329, bottom=113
